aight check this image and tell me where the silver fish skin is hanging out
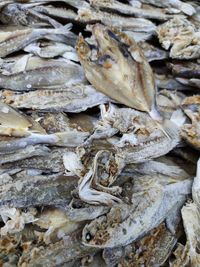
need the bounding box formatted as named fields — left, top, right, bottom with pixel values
left=82, top=177, right=192, bottom=248
left=0, top=58, right=86, bottom=91
left=0, top=23, right=73, bottom=57
left=1, top=85, right=110, bottom=112
left=0, top=172, right=78, bottom=208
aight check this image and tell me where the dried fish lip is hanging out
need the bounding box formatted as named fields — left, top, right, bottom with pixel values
left=82, top=177, right=192, bottom=248
left=77, top=24, right=161, bottom=121
left=1, top=85, right=110, bottom=112
left=0, top=57, right=86, bottom=91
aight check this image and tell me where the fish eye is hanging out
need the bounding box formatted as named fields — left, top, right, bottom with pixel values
left=85, top=232, right=92, bottom=242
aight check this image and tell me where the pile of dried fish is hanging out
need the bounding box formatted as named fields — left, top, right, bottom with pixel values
left=0, top=0, right=199, bottom=266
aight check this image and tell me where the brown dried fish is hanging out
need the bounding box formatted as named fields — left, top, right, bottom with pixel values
left=77, top=24, right=161, bottom=121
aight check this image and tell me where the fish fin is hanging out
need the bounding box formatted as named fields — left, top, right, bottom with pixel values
left=0, top=102, right=32, bottom=137
left=52, top=23, right=73, bottom=35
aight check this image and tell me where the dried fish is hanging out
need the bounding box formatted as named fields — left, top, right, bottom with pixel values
left=0, top=24, right=75, bottom=57
left=104, top=223, right=178, bottom=266
left=24, top=41, right=79, bottom=60
left=0, top=57, right=86, bottom=91
left=82, top=176, right=192, bottom=248
left=77, top=8, right=156, bottom=33
left=90, top=0, right=173, bottom=20
left=139, top=0, right=196, bottom=16
left=77, top=24, right=161, bottom=121
left=0, top=3, right=62, bottom=28
left=0, top=145, right=50, bottom=164
left=0, top=172, right=78, bottom=208
left=33, top=5, right=77, bottom=21
left=1, top=85, right=110, bottom=112
left=181, top=95, right=200, bottom=150
left=173, top=160, right=200, bottom=266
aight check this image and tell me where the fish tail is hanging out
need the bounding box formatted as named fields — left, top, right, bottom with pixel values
left=53, top=23, right=73, bottom=35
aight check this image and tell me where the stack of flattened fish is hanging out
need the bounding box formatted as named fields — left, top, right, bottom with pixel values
left=0, top=0, right=199, bottom=266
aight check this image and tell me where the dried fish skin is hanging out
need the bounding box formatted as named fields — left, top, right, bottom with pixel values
left=33, top=5, right=77, bottom=21
left=82, top=177, right=192, bottom=248
left=24, top=41, right=79, bottom=60
left=33, top=208, right=80, bottom=244
left=124, top=30, right=154, bottom=43
left=18, top=231, right=96, bottom=267
left=0, top=131, right=89, bottom=152
left=77, top=8, right=156, bottom=33
left=139, top=0, right=196, bottom=16
left=181, top=95, right=200, bottom=150
left=63, top=151, right=122, bottom=206
left=139, top=41, right=169, bottom=62
left=1, top=147, right=69, bottom=173
left=0, top=207, right=37, bottom=236
left=0, top=57, right=86, bottom=91
left=0, top=3, right=62, bottom=28
left=24, top=0, right=90, bottom=9
left=90, top=0, right=173, bottom=20
left=0, top=145, right=50, bottom=164
left=0, top=24, right=73, bottom=58
left=0, top=172, right=78, bottom=208
left=157, top=17, right=195, bottom=50
left=0, top=101, right=32, bottom=137
left=170, top=33, right=200, bottom=59
left=173, top=203, right=200, bottom=267
left=77, top=24, right=159, bottom=119
left=116, top=223, right=178, bottom=267
left=1, top=85, right=110, bottom=112
left=169, top=61, right=200, bottom=79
